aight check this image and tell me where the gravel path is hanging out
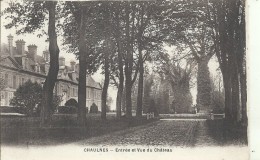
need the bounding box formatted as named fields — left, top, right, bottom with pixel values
left=74, top=120, right=204, bottom=147
left=71, top=119, right=223, bottom=147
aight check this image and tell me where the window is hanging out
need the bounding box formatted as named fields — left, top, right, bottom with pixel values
left=7, top=92, right=14, bottom=105
left=18, top=76, right=21, bottom=86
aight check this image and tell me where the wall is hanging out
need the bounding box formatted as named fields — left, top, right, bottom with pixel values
left=0, top=67, right=102, bottom=110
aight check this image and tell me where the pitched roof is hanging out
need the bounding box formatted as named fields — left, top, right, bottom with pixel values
left=86, top=76, right=102, bottom=89
left=1, top=41, right=101, bottom=89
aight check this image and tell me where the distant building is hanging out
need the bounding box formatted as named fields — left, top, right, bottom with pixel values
left=0, top=35, right=102, bottom=110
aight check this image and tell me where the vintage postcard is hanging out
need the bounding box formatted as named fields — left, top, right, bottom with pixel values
left=0, top=0, right=258, bottom=159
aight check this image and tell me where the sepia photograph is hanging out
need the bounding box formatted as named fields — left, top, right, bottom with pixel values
left=0, top=0, right=257, bottom=159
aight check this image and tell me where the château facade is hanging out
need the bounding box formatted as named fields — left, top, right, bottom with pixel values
left=0, top=35, right=102, bottom=110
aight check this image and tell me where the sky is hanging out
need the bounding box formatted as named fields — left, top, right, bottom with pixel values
left=0, top=0, right=220, bottom=109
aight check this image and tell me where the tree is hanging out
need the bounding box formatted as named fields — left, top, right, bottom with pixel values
left=98, top=3, right=115, bottom=121
left=65, top=98, right=78, bottom=107
left=89, top=103, right=98, bottom=113
left=142, top=73, right=171, bottom=114
left=99, top=39, right=111, bottom=120
left=77, top=4, right=88, bottom=126
left=154, top=53, right=194, bottom=113
left=117, top=2, right=162, bottom=118
left=63, top=1, right=119, bottom=123
left=155, top=78, right=171, bottom=114
left=124, top=3, right=135, bottom=119
left=156, top=0, right=215, bottom=111
left=10, top=80, right=42, bottom=116
left=41, top=1, right=60, bottom=126
left=101, top=2, right=140, bottom=119
left=208, top=0, right=246, bottom=126
left=62, top=1, right=102, bottom=125
left=3, top=1, right=60, bottom=126
left=10, top=80, right=62, bottom=116
left=135, top=2, right=160, bottom=118
left=112, top=3, right=125, bottom=119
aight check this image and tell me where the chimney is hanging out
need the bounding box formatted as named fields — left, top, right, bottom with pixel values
left=15, top=39, right=26, bottom=55
left=70, top=60, right=76, bottom=71
left=28, top=44, right=37, bottom=61
left=43, top=50, right=50, bottom=62
left=59, top=57, right=65, bottom=66
left=7, top=34, right=13, bottom=56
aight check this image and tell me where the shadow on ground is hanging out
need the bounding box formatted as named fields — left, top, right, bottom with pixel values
left=206, top=119, right=247, bottom=146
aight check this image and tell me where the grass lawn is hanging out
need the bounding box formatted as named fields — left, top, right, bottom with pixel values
left=0, top=113, right=157, bottom=146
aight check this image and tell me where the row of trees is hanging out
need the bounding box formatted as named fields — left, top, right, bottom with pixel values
left=3, top=0, right=246, bottom=128
left=209, top=0, right=247, bottom=126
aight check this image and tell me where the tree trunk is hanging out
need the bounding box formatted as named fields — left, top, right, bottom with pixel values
left=116, top=82, right=123, bottom=119
left=124, top=4, right=132, bottom=119
left=101, top=41, right=110, bottom=121
left=77, top=7, right=87, bottom=126
left=223, top=72, right=233, bottom=123
left=115, top=11, right=124, bottom=119
left=136, top=55, right=144, bottom=118
left=211, top=0, right=246, bottom=134
left=116, top=42, right=124, bottom=119
left=40, top=1, right=59, bottom=127
left=196, top=58, right=211, bottom=112
left=121, top=88, right=126, bottom=113
left=136, top=4, right=145, bottom=118
left=125, top=71, right=132, bottom=118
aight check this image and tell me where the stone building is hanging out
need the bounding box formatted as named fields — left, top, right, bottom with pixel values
left=0, top=35, right=102, bottom=110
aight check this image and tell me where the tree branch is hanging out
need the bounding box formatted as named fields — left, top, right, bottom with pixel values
left=182, top=35, right=200, bottom=61
left=131, top=61, right=139, bottom=86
